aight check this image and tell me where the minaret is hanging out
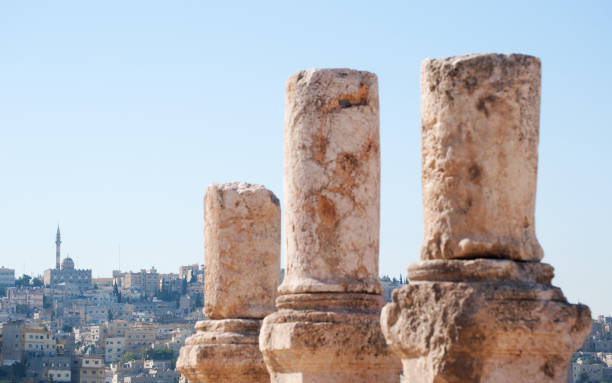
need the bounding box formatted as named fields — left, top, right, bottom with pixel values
left=55, top=225, right=61, bottom=270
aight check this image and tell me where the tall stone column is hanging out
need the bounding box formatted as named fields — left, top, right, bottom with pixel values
left=381, top=54, right=592, bottom=383
left=177, top=182, right=280, bottom=383
left=260, top=69, right=401, bottom=382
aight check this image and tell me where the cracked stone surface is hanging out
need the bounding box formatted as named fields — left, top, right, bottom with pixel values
left=381, top=277, right=591, bottom=383
left=261, top=68, right=400, bottom=383
left=420, top=53, right=543, bottom=262
left=380, top=53, right=592, bottom=383
left=204, top=182, right=281, bottom=319
left=279, top=68, right=382, bottom=295
left=178, top=182, right=280, bottom=383
left=261, top=293, right=401, bottom=383
left=177, top=319, right=268, bottom=383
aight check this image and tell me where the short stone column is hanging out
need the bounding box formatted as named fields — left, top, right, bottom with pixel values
left=381, top=54, right=592, bottom=383
left=177, top=182, right=280, bottom=383
left=259, top=69, right=401, bottom=382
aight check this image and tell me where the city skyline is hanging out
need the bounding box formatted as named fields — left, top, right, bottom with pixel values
left=1, top=1, right=611, bottom=317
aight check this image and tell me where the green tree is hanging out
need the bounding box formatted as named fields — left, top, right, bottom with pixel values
left=10, top=362, right=26, bottom=378
left=142, top=346, right=174, bottom=361
left=119, top=352, right=136, bottom=364
left=15, top=304, right=30, bottom=315
left=113, top=283, right=122, bottom=303
left=43, top=295, right=52, bottom=309
left=0, top=286, right=6, bottom=297
left=578, top=371, right=589, bottom=383
left=194, top=293, right=203, bottom=308
left=31, top=277, right=43, bottom=287
left=15, top=274, right=31, bottom=287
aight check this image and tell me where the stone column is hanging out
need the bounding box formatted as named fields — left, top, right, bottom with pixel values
left=381, top=54, right=592, bottom=383
left=260, top=69, right=401, bottom=382
left=177, top=182, right=280, bottom=383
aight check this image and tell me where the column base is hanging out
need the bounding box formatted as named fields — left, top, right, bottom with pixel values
left=381, top=259, right=591, bottom=383
left=177, top=319, right=269, bottom=383
left=260, top=293, right=402, bottom=383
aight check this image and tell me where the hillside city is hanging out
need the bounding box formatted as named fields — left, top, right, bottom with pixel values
left=0, top=228, right=408, bottom=383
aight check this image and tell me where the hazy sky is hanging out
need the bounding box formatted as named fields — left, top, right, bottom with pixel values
left=1, top=1, right=610, bottom=315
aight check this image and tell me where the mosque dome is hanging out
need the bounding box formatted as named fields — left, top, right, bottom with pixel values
left=61, top=257, right=75, bottom=270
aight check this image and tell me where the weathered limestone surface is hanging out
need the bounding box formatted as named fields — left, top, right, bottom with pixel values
left=381, top=261, right=591, bottom=383
left=177, top=182, right=280, bottom=383
left=204, top=182, right=280, bottom=319
left=280, top=68, right=382, bottom=295
left=261, top=68, right=401, bottom=382
left=381, top=54, right=591, bottom=383
left=261, top=293, right=399, bottom=382
left=420, top=54, right=543, bottom=261
left=178, top=319, right=268, bottom=382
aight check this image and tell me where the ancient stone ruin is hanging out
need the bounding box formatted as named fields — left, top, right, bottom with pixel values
left=380, top=54, right=591, bottom=382
left=178, top=54, right=591, bottom=383
left=259, top=68, right=402, bottom=382
left=177, top=182, right=280, bottom=382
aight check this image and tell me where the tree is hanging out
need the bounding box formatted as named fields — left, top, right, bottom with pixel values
left=15, top=274, right=31, bottom=287
left=31, top=277, right=43, bottom=287
left=61, top=325, right=73, bottom=333
left=113, top=283, right=122, bottom=303
left=119, top=352, right=136, bottom=364
left=0, top=286, right=6, bottom=297
left=11, top=362, right=26, bottom=378
left=194, top=293, right=203, bottom=308
left=578, top=371, right=589, bottom=383
left=16, top=304, right=31, bottom=315
left=142, top=346, right=173, bottom=361
left=181, top=278, right=187, bottom=295
left=43, top=295, right=52, bottom=309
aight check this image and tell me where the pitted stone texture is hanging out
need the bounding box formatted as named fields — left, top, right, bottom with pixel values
left=420, top=54, right=543, bottom=261
left=204, top=182, right=280, bottom=319
left=280, top=68, right=382, bottom=295
left=260, top=293, right=402, bottom=382
left=408, top=259, right=555, bottom=284
left=177, top=319, right=269, bottom=383
left=381, top=280, right=591, bottom=383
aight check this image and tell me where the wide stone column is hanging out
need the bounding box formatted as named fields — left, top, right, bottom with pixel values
left=177, top=182, right=280, bottom=383
left=381, top=54, right=592, bottom=383
left=260, top=69, right=401, bottom=382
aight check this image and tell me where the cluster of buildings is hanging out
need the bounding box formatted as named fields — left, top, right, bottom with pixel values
left=1, top=319, right=193, bottom=382
left=0, top=226, right=411, bottom=383
left=0, top=227, right=203, bottom=382
left=568, top=315, right=612, bottom=382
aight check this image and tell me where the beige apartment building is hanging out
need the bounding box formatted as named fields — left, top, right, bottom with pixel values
left=22, top=327, right=55, bottom=355
left=126, top=323, right=157, bottom=353
left=104, top=337, right=125, bottom=363
left=121, top=268, right=160, bottom=297
left=79, top=355, right=105, bottom=383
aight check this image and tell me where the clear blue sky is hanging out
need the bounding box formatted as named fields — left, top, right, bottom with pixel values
left=0, top=1, right=610, bottom=315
